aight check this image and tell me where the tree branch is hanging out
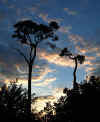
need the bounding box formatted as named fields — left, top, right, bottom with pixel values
left=30, top=46, right=33, bottom=62
left=27, top=34, right=32, bottom=44
left=31, top=47, right=37, bottom=65
left=15, top=48, right=29, bottom=64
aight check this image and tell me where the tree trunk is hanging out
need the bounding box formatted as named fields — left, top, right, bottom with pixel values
left=28, top=63, right=32, bottom=115
left=27, top=47, right=36, bottom=115
left=73, top=58, right=78, bottom=89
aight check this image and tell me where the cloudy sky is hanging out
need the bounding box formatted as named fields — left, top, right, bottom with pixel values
left=0, top=0, right=100, bottom=97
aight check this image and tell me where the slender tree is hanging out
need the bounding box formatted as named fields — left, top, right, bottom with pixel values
left=60, top=48, right=85, bottom=89
left=12, top=20, right=59, bottom=114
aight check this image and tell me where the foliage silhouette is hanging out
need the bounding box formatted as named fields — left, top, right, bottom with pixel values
left=39, top=102, right=56, bottom=122
left=0, top=81, right=38, bottom=120
left=44, top=102, right=55, bottom=122
left=44, top=76, right=100, bottom=122
left=12, top=20, right=59, bottom=114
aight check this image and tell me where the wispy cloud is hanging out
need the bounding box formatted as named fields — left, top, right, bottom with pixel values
left=39, top=13, right=72, bottom=34
left=39, top=13, right=63, bottom=23
left=68, top=34, right=87, bottom=47
left=5, top=63, right=56, bottom=87
left=64, top=8, right=78, bottom=16
left=68, top=33, right=100, bottom=76
left=38, top=49, right=75, bottom=67
left=33, top=77, right=56, bottom=87
left=59, top=25, right=72, bottom=34
left=12, top=77, right=56, bottom=87
left=68, top=34, right=100, bottom=53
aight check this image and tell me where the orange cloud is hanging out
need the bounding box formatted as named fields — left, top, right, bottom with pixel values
left=75, top=46, right=87, bottom=54
left=32, top=77, right=56, bottom=87
left=86, top=56, right=96, bottom=61
left=5, top=77, right=56, bottom=87
left=85, top=67, right=94, bottom=73
left=96, top=52, right=100, bottom=57
left=6, top=64, right=56, bottom=87
left=52, top=88, right=65, bottom=100
left=38, top=49, right=74, bottom=67
left=33, top=95, right=56, bottom=112
left=33, top=88, right=65, bottom=112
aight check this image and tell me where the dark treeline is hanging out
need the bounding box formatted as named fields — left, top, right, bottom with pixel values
left=41, top=76, right=100, bottom=122
left=0, top=76, right=100, bottom=121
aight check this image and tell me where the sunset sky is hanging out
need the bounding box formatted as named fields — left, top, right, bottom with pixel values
left=0, top=0, right=100, bottom=98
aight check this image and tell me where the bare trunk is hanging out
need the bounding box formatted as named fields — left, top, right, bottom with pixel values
left=27, top=47, right=36, bottom=115
left=73, top=58, right=78, bottom=89
left=28, top=63, right=32, bottom=114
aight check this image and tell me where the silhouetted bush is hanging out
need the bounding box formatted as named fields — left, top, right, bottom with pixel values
left=48, top=76, right=100, bottom=122
left=0, top=82, right=37, bottom=121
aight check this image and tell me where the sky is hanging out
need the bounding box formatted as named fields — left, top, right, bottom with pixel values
left=0, top=0, right=100, bottom=99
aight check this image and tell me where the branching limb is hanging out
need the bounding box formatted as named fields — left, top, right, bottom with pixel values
left=31, top=47, right=37, bottom=64
left=14, top=48, right=29, bottom=64
left=27, top=34, right=32, bottom=44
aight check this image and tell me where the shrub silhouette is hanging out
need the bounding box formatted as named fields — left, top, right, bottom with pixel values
left=51, top=76, right=100, bottom=122
left=0, top=82, right=36, bottom=121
